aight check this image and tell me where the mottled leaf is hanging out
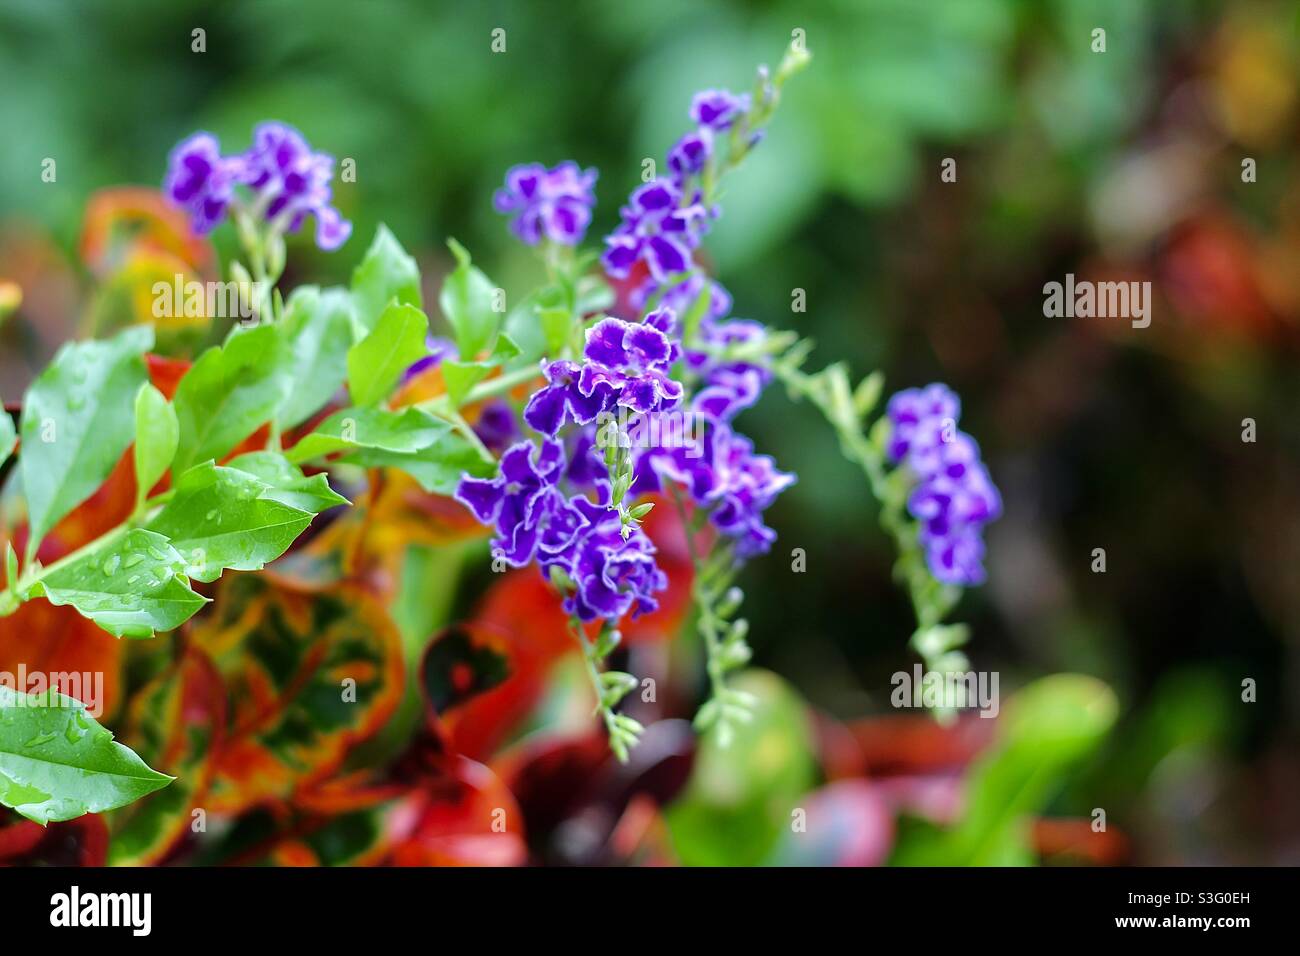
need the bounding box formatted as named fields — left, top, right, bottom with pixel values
left=109, top=647, right=225, bottom=865
left=191, top=575, right=403, bottom=814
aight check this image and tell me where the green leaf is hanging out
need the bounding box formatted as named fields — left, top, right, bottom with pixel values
left=438, top=238, right=500, bottom=361
left=133, top=382, right=178, bottom=508
left=0, top=412, right=15, bottom=469
left=0, top=685, right=173, bottom=825
left=892, top=674, right=1118, bottom=866
left=351, top=224, right=422, bottom=333
left=226, top=451, right=349, bottom=514
left=440, top=333, right=522, bottom=406
left=503, top=286, right=569, bottom=364
left=19, top=326, right=152, bottom=555
left=276, top=286, right=355, bottom=429
left=4, top=544, right=16, bottom=591
left=171, top=324, right=293, bottom=474
left=29, top=529, right=206, bottom=638
left=285, top=406, right=446, bottom=463
left=347, top=301, right=429, bottom=407
left=666, top=670, right=817, bottom=866
left=342, top=425, right=494, bottom=495
left=146, top=461, right=313, bottom=583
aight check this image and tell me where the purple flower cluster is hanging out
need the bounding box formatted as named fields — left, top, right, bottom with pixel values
left=622, top=292, right=794, bottom=559
left=633, top=421, right=794, bottom=559
left=523, top=313, right=683, bottom=436
left=885, top=384, right=1001, bottom=586
left=493, top=161, right=598, bottom=246
left=601, top=88, right=751, bottom=293
left=602, top=178, right=712, bottom=283
left=690, top=89, right=751, bottom=131
left=685, top=314, right=772, bottom=423
left=164, top=123, right=351, bottom=250
left=455, top=81, right=792, bottom=622
left=454, top=439, right=666, bottom=623
left=163, top=133, right=245, bottom=235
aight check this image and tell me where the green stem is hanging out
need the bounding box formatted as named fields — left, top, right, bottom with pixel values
left=461, top=365, right=542, bottom=405
left=671, top=488, right=730, bottom=706
left=569, top=615, right=639, bottom=763
left=9, top=489, right=175, bottom=603
left=766, top=360, right=962, bottom=678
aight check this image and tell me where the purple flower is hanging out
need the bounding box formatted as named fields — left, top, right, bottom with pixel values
left=686, top=317, right=773, bottom=423
left=454, top=440, right=576, bottom=566
left=886, top=384, right=1000, bottom=586
left=494, top=161, right=597, bottom=246
left=632, top=274, right=733, bottom=326
left=632, top=422, right=793, bottom=559
left=163, top=123, right=351, bottom=250
left=563, top=427, right=608, bottom=490
left=690, top=89, right=751, bottom=131
left=523, top=317, right=684, bottom=436
left=523, top=359, right=614, bottom=436
left=580, top=317, right=684, bottom=415
left=456, top=436, right=667, bottom=624
left=242, top=122, right=352, bottom=250
left=471, top=399, right=520, bottom=454
left=403, top=335, right=458, bottom=381
left=886, top=385, right=961, bottom=463
left=667, top=127, right=713, bottom=177
left=164, top=133, right=245, bottom=235
left=601, top=178, right=708, bottom=282
left=541, top=495, right=666, bottom=622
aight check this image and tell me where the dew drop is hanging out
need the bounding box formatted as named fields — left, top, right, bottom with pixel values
left=102, top=554, right=120, bottom=576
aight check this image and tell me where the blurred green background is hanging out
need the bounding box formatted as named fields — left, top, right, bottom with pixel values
left=2, top=0, right=1298, bottom=864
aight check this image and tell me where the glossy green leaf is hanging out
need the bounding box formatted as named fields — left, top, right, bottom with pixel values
left=133, top=382, right=178, bottom=508
left=350, top=224, right=421, bottom=333
left=438, top=238, right=500, bottom=361
left=19, top=326, right=152, bottom=554
left=146, top=461, right=313, bottom=583
left=347, top=301, right=429, bottom=407
left=441, top=333, right=522, bottom=406
left=503, top=286, right=569, bottom=364
left=276, top=286, right=355, bottom=429
left=285, top=406, right=446, bottom=463
left=342, top=425, right=494, bottom=495
left=0, top=684, right=173, bottom=825
left=171, top=324, right=293, bottom=474
left=29, top=529, right=206, bottom=638
left=225, top=451, right=349, bottom=514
